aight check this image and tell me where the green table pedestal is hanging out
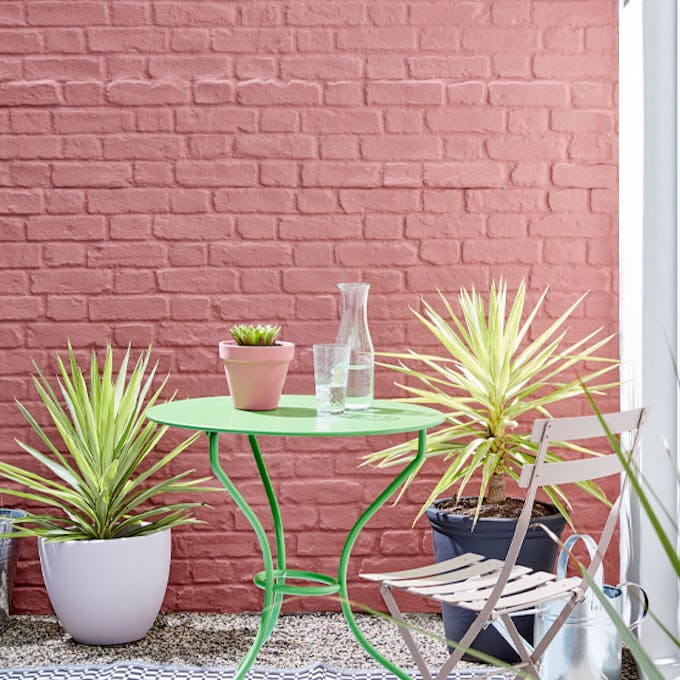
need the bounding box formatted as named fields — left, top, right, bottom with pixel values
left=148, top=395, right=444, bottom=680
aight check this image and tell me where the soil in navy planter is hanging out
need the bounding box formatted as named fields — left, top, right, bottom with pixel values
left=434, top=496, right=557, bottom=519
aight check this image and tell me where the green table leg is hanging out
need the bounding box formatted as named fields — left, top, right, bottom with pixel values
left=208, top=432, right=286, bottom=679
left=337, top=429, right=427, bottom=680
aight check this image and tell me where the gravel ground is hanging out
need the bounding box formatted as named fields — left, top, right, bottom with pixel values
left=0, top=612, right=638, bottom=678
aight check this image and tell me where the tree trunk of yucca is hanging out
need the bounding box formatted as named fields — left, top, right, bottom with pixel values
left=485, top=470, right=506, bottom=504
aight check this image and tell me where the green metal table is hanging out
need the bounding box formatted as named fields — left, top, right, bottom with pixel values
left=147, top=395, right=444, bottom=680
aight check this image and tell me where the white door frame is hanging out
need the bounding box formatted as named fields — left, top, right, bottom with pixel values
left=620, top=0, right=680, bottom=674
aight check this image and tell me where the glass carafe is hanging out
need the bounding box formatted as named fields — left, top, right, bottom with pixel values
left=335, top=282, right=374, bottom=410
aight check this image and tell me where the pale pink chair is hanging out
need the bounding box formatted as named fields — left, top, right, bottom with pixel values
left=360, top=407, right=647, bottom=680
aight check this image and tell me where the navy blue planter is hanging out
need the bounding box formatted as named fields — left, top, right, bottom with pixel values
left=426, top=500, right=566, bottom=663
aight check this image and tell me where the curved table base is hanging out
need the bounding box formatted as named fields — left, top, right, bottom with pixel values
left=208, top=429, right=427, bottom=680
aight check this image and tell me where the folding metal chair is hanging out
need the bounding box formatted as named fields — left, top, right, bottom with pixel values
left=360, top=408, right=647, bottom=680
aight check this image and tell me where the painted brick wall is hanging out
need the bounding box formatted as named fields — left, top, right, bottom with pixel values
left=0, top=0, right=618, bottom=615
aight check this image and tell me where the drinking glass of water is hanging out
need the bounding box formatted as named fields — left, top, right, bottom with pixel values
left=313, top=344, right=351, bottom=415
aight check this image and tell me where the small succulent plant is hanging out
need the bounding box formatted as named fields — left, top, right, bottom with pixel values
left=230, top=324, right=281, bottom=346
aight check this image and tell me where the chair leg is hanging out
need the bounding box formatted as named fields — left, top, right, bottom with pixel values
left=380, top=584, right=433, bottom=680
left=497, top=614, right=540, bottom=679
left=433, top=608, right=499, bottom=680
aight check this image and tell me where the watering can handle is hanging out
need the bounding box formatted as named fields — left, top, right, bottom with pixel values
left=556, top=534, right=604, bottom=589
left=616, top=581, right=649, bottom=631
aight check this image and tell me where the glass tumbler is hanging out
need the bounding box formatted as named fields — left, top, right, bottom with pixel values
left=313, top=344, right=351, bottom=415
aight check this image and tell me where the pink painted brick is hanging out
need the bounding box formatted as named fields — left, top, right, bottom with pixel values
left=287, top=2, right=365, bottom=26
left=111, top=2, right=149, bottom=26
left=24, top=57, right=102, bottom=80
left=511, top=162, right=550, bottom=187
left=530, top=214, right=611, bottom=238
left=176, top=108, right=257, bottom=133
left=87, top=188, right=169, bottom=213
left=175, top=161, right=258, bottom=187
left=463, top=239, right=541, bottom=264
left=383, top=163, right=421, bottom=188
left=552, top=163, right=617, bottom=189
left=134, top=161, right=174, bottom=187
left=153, top=3, right=236, bottom=27
left=366, top=56, right=407, bottom=79
left=63, top=81, right=104, bottom=105
left=170, top=29, right=211, bottom=53
left=88, top=28, right=167, bottom=52
left=367, top=81, right=443, bottom=105
left=26, top=2, right=108, bottom=26
left=154, top=215, right=234, bottom=240
left=368, top=3, right=408, bottom=26
left=212, top=28, right=294, bottom=53
left=427, top=108, right=504, bottom=132
left=337, top=27, right=416, bottom=51
left=0, top=136, right=62, bottom=160
left=103, top=135, right=183, bottom=160
left=30, top=269, right=111, bottom=294
left=54, top=111, right=135, bottom=134
left=260, top=110, right=299, bottom=133
left=534, top=55, right=616, bottom=80
left=0, top=30, right=42, bottom=53
left=422, top=189, right=465, bottom=213
left=44, top=29, right=87, bottom=54
left=361, top=135, right=442, bottom=161
left=424, top=162, right=506, bottom=188
left=407, top=56, right=489, bottom=79
left=0, top=189, right=43, bottom=214
left=296, top=189, right=338, bottom=213
left=106, top=80, right=190, bottom=106
left=486, top=135, right=568, bottom=160
left=148, top=56, right=231, bottom=79
left=89, top=296, right=169, bottom=321
left=489, top=81, right=570, bottom=106
left=405, top=214, right=483, bottom=238
left=235, top=57, right=277, bottom=80
left=324, top=82, right=363, bottom=107
left=9, top=111, right=50, bottom=135
left=52, top=163, right=130, bottom=188
left=0, top=81, right=59, bottom=106
left=302, top=162, right=380, bottom=188
left=339, top=189, right=419, bottom=213
left=214, top=188, right=296, bottom=213
left=447, top=82, right=486, bottom=105
left=260, top=161, right=299, bottom=187
left=551, top=110, right=615, bottom=134
left=281, top=56, right=363, bottom=80
left=234, top=135, right=316, bottom=160
left=110, top=215, right=152, bottom=240
left=533, top=2, right=615, bottom=27
left=169, top=189, right=211, bottom=212
left=279, top=216, right=362, bottom=241
left=301, top=110, right=381, bottom=134
left=0, top=3, right=24, bottom=26
left=193, top=80, right=234, bottom=104
left=466, top=188, right=547, bottom=212
left=385, top=109, right=423, bottom=133
left=236, top=80, right=321, bottom=106
left=462, top=27, right=540, bottom=53
left=62, top=136, right=102, bottom=160
left=410, top=3, right=486, bottom=25
left=336, top=242, right=417, bottom=267
left=242, top=3, right=282, bottom=26
left=210, top=243, right=293, bottom=268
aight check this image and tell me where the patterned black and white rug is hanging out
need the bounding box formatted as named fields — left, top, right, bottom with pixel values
left=0, top=662, right=509, bottom=680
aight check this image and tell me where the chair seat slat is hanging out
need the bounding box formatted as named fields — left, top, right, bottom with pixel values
left=387, top=559, right=505, bottom=589
left=407, top=564, right=532, bottom=596
left=359, top=552, right=484, bottom=582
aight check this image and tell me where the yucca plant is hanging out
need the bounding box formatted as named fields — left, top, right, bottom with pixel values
left=230, top=324, right=281, bottom=346
left=0, top=343, right=214, bottom=541
left=364, top=279, right=620, bottom=524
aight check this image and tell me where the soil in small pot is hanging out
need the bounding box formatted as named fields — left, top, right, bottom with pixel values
left=433, top=496, right=557, bottom=519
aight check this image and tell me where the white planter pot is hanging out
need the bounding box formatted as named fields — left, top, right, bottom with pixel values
left=38, top=528, right=171, bottom=645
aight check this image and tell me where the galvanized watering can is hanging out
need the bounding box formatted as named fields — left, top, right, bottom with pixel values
left=535, top=534, right=648, bottom=680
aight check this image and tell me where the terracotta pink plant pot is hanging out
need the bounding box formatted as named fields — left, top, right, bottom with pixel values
left=219, top=340, right=295, bottom=410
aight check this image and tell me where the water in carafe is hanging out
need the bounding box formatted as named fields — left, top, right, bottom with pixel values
left=336, top=282, right=374, bottom=410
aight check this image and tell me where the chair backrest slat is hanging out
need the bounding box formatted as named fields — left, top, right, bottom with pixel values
left=518, top=453, right=621, bottom=489
left=530, top=408, right=644, bottom=443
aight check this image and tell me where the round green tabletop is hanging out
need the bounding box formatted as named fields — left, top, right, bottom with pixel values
left=147, top=394, right=444, bottom=437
